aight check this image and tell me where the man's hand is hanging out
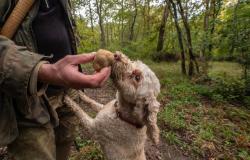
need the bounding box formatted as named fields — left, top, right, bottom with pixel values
left=38, top=53, right=111, bottom=89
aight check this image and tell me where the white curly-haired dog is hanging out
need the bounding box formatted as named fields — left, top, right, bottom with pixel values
left=64, top=52, right=161, bottom=160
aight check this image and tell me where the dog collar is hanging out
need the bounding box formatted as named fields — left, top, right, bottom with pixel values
left=114, top=101, right=145, bottom=129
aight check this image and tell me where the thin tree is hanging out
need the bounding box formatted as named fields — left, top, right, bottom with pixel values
left=202, top=0, right=210, bottom=57
left=200, top=0, right=210, bottom=75
left=156, top=0, right=170, bottom=52
left=96, top=0, right=106, bottom=48
left=106, top=23, right=110, bottom=46
left=121, top=0, right=125, bottom=45
left=88, top=0, right=94, bottom=32
left=146, top=0, right=151, bottom=33
left=129, top=0, right=138, bottom=41
left=176, top=0, right=199, bottom=76
left=230, top=0, right=240, bottom=55
left=143, top=0, right=151, bottom=35
left=169, top=0, right=186, bottom=75
left=208, top=0, right=222, bottom=52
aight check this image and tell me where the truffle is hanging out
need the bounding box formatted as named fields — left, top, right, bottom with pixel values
left=93, top=49, right=114, bottom=71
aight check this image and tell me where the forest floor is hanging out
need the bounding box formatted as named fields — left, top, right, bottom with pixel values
left=148, top=61, right=250, bottom=160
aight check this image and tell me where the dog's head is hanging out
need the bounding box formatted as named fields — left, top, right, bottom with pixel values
left=111, top=51, right=161, bottom=144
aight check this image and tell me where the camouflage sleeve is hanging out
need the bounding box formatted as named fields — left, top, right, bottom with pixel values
left=0, top=35, right=47, bottom=99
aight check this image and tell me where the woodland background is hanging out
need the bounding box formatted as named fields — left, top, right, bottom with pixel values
left=67, top=0, right=250, bottom=159
left=0, top=0, right=249, bottom=160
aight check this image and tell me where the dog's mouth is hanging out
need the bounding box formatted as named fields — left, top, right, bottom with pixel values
left=111, top=62, right=127, bottom=81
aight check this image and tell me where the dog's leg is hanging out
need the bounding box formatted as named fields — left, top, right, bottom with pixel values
left=78, top=91, right=104, bottom=112
left=64, top=95, right=94, bottom=132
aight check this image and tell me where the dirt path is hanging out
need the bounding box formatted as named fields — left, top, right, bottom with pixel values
left=83, top=80, right=189, bottom=160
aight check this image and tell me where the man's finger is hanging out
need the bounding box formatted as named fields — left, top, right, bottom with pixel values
left=99, top=67, right=111, bottom=86
left=82, top=67, right=111, bottom=87
left=91, top=67, right=111, bottom=87
left=71, top=53, right=96, bottom=64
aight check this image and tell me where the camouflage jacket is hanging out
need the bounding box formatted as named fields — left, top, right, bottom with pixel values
left=0, top=0, right=77, bottom=146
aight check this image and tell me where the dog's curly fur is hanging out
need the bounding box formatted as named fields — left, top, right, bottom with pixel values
left=64, top=52, right=160, bottom=160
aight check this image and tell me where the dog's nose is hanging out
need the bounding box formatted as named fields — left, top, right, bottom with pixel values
left=114, top=53, right=121, bottom=61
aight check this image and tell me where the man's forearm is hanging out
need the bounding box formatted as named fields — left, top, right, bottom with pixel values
left=38, top=63, right=59, bottom=85
left=0, top=36, right=46, bottom=98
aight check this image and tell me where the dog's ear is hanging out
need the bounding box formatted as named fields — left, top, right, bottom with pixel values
left=145, top=95, right=160, bottom=144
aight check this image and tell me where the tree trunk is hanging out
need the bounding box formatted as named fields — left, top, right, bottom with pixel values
left=110, top=23, right=113, bottom=42
left=96, top=0, right=106, bottom=48
left=169, top=0, right=186, bottom=75
left=88, top=0, right=94, bottom=32
left=176, top=0, right=199, bottom=76
left=156, top=1, right=170, bottom=52
left=200, top=0, right=210, bottom=75
left=140, top=0, right=150, bottom=36
left=202, top=0, right=210, bottom=57
left=118, top=17, right=121, bottom=42
left=121, top=0, right=125, bottom=45
left=129, top=0, right=138, bottom=41
left=142, top=1, right=147, bottom=36
left=230, top=0, right=240, bottom=55
left=146, top=0, right=151, bottom=35
left=106, top=23, right=109, bottom=46
left=208, top=0, right=222, bottom=53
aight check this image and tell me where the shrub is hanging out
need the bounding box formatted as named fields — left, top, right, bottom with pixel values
left=195, top=76, right=246, bottom=104
left=151, top=51, right=179, bottom=62
left=243, top=96, right=250, bottom=107
left=212, top=77, right=245, bottom=102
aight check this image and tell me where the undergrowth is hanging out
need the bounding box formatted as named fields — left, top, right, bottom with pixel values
left=150, top=61, right=250, bottom=159
left=70, top=137, right=104, bottom=160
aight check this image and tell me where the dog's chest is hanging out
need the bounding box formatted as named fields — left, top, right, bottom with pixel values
left=94, top=106, right=147, bottom=145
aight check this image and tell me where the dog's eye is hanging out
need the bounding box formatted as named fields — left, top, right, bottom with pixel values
left=135, top=75, right=141, bottom=82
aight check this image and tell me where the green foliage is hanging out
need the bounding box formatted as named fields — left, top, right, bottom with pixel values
left=162, top=131, right=182, bottom=145
left=244, top=96, right=250, bottom=106
left=74, top=0, right=250, bottom=86
left=198, top=123, right=215, bottom=141
left=237, top=149, right=250, bottom=160
left=160, top=103, right=186, bottom=130
left=169, top=82, right=201, bottom=106
left=119, top=40, right=156, bottom=59
left=152, top=62, right=250, bottom=159
left=195, top=76, right=247, bottom=104
left=72, top=137, right=105, bottom=160
left=212, top=76, right=245, bottom=101
left=75, top=136, right=93, bottom=148
left=76, top=18, right=99, bottom=53
left=216, top=1, right=250, bottom=57
left=193, top=61, right=249, bottom=104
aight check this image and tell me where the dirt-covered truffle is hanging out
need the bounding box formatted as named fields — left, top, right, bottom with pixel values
left=93, top=49, right=114, bottom=71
